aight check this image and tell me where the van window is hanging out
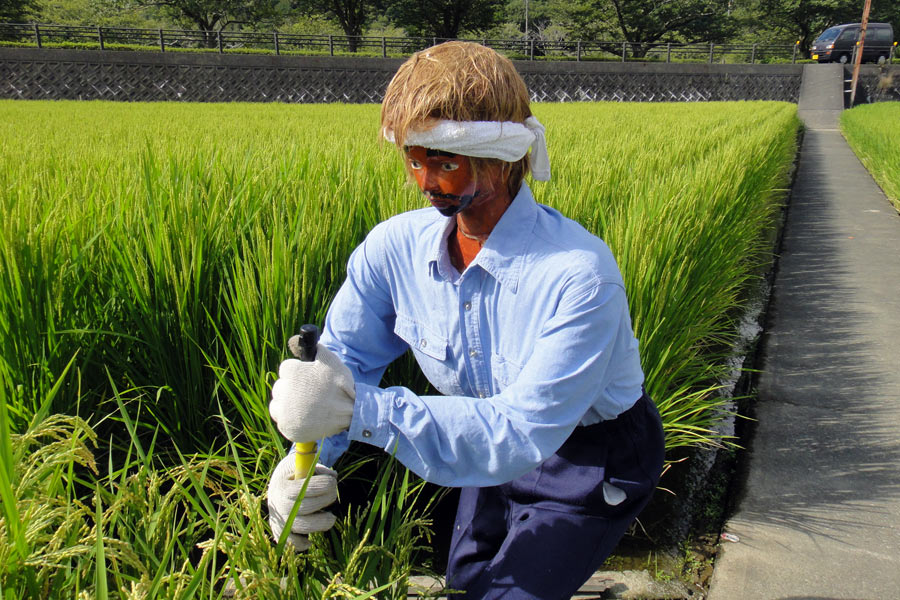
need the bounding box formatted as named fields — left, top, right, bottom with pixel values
left=838, top=28, right=859, bottom=41
left=816, top=27, right=841, bottom=42
left=868, top=28, right=890, bottom=43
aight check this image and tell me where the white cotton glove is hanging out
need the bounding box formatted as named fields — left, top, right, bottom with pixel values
left=269, top=342, right=356, bottom=443
left=267, top=454, right=338, bottom=552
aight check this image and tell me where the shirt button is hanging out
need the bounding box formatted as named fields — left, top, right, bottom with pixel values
left=420, top=339, right=427, bottom=348
left=469, top=348, right=477, bottom=357
left=463, top=301, right=471, bottom=311
left=362, top=429, right=372, bottom=438
left=478, top=392, right=486, bottom=399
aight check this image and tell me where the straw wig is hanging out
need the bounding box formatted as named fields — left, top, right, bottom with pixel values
left=381, top=41, right=534, bottom=195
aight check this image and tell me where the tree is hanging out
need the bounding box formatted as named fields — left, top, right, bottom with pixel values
left=36, top=0, right=167, bottom=27
left=106, top=1, right=283, bottom=46
left=504, top=0, right=556, bottom=38
left=291, top=0, right=378, bottom=51
left=386, top=0, right=504, bottom=38
left=746, top=0, right=899, bottom=55
left=0, top=0, right=39, bottom=23
left=553, top=0, right=736, bottom=57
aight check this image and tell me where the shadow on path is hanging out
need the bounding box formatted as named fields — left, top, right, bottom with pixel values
left=708, top=125, right=900, bottom=598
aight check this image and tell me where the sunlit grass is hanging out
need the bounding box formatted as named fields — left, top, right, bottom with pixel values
left=533, top=101, right=799, bottom=449
left=0, top=99, right=799, bottom=452
left=0, top=368, right=441, bottom=598
left=0, top=99, right=799, bottom=596
left=841, top=102, right=900, bottom=212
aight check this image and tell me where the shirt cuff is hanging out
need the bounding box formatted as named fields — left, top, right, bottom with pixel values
left=349, top=382, right=393, bottom=449
left=318, top=432, right=350, bottom=467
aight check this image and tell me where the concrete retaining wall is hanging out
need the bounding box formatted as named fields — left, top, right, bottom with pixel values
left=848, top=64, right=900, bottom=104
left=1, top=48, right=804, bottom=103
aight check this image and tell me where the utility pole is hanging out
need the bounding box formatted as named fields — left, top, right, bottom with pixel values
left=525, top=0, right=529, bottom=40
left=849, top=0, right=873, bottom=106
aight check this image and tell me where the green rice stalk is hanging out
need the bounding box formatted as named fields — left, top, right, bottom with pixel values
left=841, top=102, right=900, bottom=212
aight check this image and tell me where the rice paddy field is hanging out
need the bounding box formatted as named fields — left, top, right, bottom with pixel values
left=0, top=99, right=799, bottom=598
left=841, top=102, right=900, bottom=212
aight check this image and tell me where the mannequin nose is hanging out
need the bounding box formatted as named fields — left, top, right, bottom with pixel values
left=422, top=166, right=439, bottom=191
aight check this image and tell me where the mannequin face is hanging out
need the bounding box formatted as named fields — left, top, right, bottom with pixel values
left=404, top=146, right=477, bottom=216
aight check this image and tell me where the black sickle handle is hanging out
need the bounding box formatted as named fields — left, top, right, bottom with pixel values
left=289, top=323, right=319, bottom=362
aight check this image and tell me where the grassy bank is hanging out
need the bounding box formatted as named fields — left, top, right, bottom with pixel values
left=841, top=102, right=900, bottom=212
left=0, top=99, right=799, bottom=597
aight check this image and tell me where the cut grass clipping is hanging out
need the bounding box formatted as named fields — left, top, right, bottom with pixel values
left=0, top=100, right=798, bottom=598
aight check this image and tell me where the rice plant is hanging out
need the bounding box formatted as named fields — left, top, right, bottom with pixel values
left=0, top=99, right=798, bottom=455
left=532, top=101, right=799, bottom=449
left=841, top=102, right=900, bottom=212
left=1, top=99, right=799, bottom=596
left=0, top=367, right=440, bottom=599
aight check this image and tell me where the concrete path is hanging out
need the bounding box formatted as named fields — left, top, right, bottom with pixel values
left=708, top=65, right=900, bottom=599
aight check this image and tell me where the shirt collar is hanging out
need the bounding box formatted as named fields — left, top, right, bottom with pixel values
left=429, top=218, right=459, bottom=282
left=428, top=183, right=538, bottom=292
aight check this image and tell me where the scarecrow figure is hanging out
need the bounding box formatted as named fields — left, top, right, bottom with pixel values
left=268, top=41, right=665, bottom=599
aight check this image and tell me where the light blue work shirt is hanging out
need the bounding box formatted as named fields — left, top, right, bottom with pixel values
left=318, top=182, right=645, bottom=487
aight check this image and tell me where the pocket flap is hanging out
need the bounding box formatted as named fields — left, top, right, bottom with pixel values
left=394, top=315, right=447, bottom=361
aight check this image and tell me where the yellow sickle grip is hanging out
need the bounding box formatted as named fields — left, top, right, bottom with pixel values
left=294, top=441, right=317, bottom=479
left=290, top=324, right=321, bottom=479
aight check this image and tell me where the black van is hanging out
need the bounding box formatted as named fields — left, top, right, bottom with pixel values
left=811, top=22, right=895, bottom=64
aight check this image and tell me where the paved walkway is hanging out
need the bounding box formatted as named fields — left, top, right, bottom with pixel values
left=708, top=65, right=900, bottom=599
left=412, top=66, right=900, bottom=600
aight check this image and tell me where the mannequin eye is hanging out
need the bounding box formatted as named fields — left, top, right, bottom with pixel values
left=441, top=162, right=460, bottom=172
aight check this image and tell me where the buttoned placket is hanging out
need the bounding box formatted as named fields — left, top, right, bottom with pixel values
left=458, top=267, right=489, bottom=400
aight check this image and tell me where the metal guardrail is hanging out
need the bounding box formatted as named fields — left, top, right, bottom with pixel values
left=0, top=22, right=809, bottom=63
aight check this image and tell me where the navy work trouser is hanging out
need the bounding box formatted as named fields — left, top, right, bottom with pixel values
left=445, top=392, right=665, bottom=599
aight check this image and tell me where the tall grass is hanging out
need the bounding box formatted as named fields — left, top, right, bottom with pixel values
left=0, top=100, right=798, bottom=453
left=0, top=368, right=440, bottom=599
left=841, top=102, right=900, bottom=212
left=533, top=102, right=799, bottom=449
left=1, top=99, right=798, bottom=596
left=0, top=102, right=406, bottom=453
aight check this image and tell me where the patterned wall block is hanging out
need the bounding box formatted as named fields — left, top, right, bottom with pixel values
left=0, top=48, right=823, bottom=105
left=856, top=68, right=900, bottom=103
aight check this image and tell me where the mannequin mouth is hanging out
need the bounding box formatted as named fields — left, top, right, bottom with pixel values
left=424, top=191, right=479, bottom=216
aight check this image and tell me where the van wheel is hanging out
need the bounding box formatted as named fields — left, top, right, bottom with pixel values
left=838, top=54, right=849, bottom=64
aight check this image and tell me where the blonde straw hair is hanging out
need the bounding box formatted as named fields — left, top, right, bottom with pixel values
left=381, top=41, right=533, bottom=196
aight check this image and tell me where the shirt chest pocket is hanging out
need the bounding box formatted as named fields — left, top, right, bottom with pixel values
left=393, top=315, right=457, bottom=394
left=490, top=353, right=524, bottom=392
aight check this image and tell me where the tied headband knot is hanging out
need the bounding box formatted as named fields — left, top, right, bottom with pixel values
left=383, top=116, right=551, bottom=181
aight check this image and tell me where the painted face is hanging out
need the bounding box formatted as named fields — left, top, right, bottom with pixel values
left=404, top=146, right=477, bottom=217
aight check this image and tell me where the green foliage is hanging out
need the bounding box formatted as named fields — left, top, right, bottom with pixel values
left=100, top=0, right=285, bottom=35
left=0, top=99, right=798, bottom=456
left=13, top=0, right=900, bottom=46
left=0, top=99, right=799, bottom=597
left=0, top=398, right=439, bottom=598
left=291, top=0, right=375, bottom=43
left=0, top=0, right=38, bottom=23
left=530, top=101, right=799, bottom=449
left=278, top=12, right=343, bottom=36
left=553, top=0, right=737, bottom=55
left=842, top=102, right=900, bottom=213
left=0, top=38, right=416, bottom=57
left=385, top=0, right=504, bottom=38
left=0, top=101, right=402, bottom=454
left=34, top=0, right=167, bottom=28
left=501, top=0, right=555, bottom=37
left=740, top=0, right=899, bottom=54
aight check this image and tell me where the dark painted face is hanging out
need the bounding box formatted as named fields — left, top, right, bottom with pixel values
left=404, top=146, right=478, bottom=216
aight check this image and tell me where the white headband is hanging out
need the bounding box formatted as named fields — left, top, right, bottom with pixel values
left=383, top=116, right=551, bottom=181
